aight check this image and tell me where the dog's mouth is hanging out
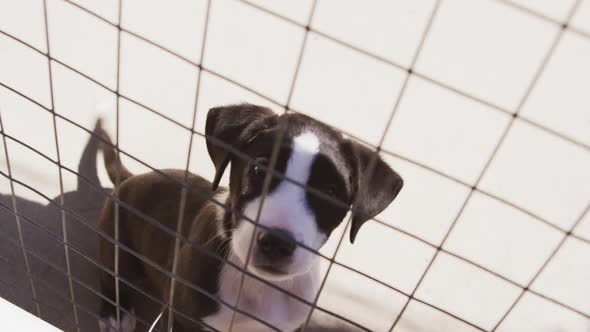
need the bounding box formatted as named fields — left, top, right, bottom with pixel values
left=230, top=247, right=294, bottom=279
left=252, top=262, right=289, bottom=276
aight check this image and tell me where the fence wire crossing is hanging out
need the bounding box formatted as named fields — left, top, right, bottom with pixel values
left=0, top=0, right=589, bottom=331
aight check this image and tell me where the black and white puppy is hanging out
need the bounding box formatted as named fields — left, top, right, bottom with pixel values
left=96, top=104, right=403, bottom=332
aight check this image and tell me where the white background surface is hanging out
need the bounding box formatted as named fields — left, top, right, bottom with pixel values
left=1, top=0, right=590, bottom=331
left=0, top=296, right=61, bottom=332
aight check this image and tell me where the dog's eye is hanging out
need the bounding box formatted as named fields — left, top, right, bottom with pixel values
left=250, top=158, right=268, bottom=178
left=323, top=184, right=337, bottom=197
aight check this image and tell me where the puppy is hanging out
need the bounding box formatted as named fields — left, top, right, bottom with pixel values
left=96, top=104, right=403, bottom=332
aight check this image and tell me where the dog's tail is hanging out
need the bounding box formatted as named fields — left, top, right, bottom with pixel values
left=94, top=119, right=133, bottom=186
left=76, top=119, right=102, bottom=192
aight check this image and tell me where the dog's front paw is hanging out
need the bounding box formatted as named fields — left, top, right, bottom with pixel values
left=98, top=311, right=137, bottom=332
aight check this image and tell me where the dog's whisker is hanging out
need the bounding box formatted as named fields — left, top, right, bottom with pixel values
left=148, top=307, right=165, bottom=332
left=202, top=227, right=235, bottom=249
left=215, top=238, right=233, bottom=258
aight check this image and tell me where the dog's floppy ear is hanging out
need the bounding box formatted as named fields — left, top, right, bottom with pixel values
left=344, top=141, right=404, bottom=243
left=205, top=104, right=276, bottom=190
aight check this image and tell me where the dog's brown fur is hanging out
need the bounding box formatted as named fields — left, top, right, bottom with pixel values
left=95, top=121, right=228, bottom=331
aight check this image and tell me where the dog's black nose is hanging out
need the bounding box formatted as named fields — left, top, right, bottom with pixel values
left=257, top=229, right=296, bottom=260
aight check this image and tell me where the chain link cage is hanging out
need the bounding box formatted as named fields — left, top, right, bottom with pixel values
left=1, top=0, right=589, bottom=331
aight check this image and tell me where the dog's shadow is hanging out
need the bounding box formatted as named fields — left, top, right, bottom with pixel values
left=0, top=129, right=359, bottom=332
left=0, top=127, right=120, bottom=331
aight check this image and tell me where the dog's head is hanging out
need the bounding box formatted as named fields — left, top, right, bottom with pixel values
left=206, top=104, right=403, bottom=281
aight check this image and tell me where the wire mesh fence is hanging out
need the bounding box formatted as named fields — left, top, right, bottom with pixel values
left=1, top=0, right=589, bottom=331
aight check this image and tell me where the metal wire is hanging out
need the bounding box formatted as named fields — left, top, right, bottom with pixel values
left=0, top=135, right=370, bottom=331
left=492, top=202, right=590, bottom=331
left=41, top=0, right=81, bottom=329
left=227, top=2, right=317, bottom=330
left=0, top=195, right=218, bottom=332
left=5, top=124, right=567, bottom=332
left=388, top=1, right=585, bottom=330
left=6, top=123, right=588, bottom=330
left=0, top=223, right=154, bottom=332
left=0, top=0, right=589, bottom=330
left=2, top=50, right=589, bottom=332
left=0, top=166, right=275, bottom=331
left=167, top=0, right=212, bottom=330
left=0, top=113, right=42, bottom=318
left=0, top=200, right=162, bottom=332
left=301, top=1, right=442, bottom=329
left=112, top=0, right=124, bottom=328
left=0, top=267, right=78, bottom=332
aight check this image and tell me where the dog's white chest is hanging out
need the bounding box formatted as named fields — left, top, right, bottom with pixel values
left=202, top=257, right=319, bottom=332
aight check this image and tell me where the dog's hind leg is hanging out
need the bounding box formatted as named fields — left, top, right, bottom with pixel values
left=98, top=199, right=142, bottom=332
left=98, top=251, right=140, bottom=332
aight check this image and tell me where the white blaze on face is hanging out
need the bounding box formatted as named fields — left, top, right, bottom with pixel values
left=232, top=132, right=326, bottom=278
